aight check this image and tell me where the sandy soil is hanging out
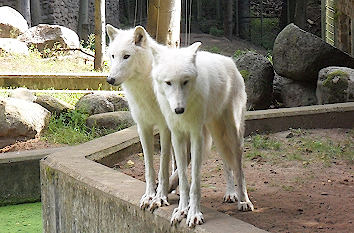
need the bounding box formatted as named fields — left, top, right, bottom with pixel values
left=115, top=128, right=354, bottom=233
left=0, top=137, right=63, bottom=153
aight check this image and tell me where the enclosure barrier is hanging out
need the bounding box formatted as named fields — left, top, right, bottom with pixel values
left=0, top=73, right=115, bottom=90
left=39, top=103, right=353, bottom=233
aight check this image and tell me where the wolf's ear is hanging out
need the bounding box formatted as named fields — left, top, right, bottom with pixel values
left=134, top=26, right=148, bottom=47
left=188, top=42, right=201, bottom=63
left=106, top=24, right=119, bottom=41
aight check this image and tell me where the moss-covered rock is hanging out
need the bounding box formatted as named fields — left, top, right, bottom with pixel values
left=317, top=67, right=354, bottom=104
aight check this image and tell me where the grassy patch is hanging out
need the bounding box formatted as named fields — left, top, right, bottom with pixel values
left=251, top=134, right=282, bottom=151
left=35, top=91, right=84, bottom=106
left=0, top=202, right=42, bottom=233
left=42, top=110, right=129, bottom=145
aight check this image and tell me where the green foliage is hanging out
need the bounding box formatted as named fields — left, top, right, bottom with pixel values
left=43, top=109, right=131, bottom=145
left=250, top=18, right=279, bottom=49
left=0, top=202, right=42, bottom=233
left=36, top=91, right=84, bottom=106
left=239, top=70, right=250, bottom=81
left=251, top=134, right=282, bottom=150
left=80, top=34, right=96, bottom=51
left=209, top=26, right=224, bottom=37
left=205, top=46, right=221, bottom=54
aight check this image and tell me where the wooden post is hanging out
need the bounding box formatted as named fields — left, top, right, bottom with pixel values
left=238, top=0, right=250, bottom=40
left=78, top=0, right=89, bottom=41
left=294, top=0, right=307, bottom=29
left=147, top=0, right=181, bottom=48
left=321, top=0, right=326, bottom=40
left=94, top=0, right=105, bottom=71
left=17, top=0, right=31, bottom=27
left=30, top=0, right=41, bottom=26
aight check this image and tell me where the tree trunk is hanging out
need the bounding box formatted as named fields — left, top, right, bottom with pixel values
left=94, top=0, right=105, bottom=71
left=30, top=0, right=41, bottom=26
left=294, top=0, right=307, bottom=29
left=223, top=0, right=233, bottom=40
left=279, top=0, right=288, bottom=30
left=78, top=0, right=89, bottom=41
left=216, top=0, right=221, bottom=21
left=238, top=0, right=250, bottom=39
left=147, top=0, right=181, bottom=48
left=197, top=0, right=202, bottom=21
left=17, top=0, right=31, bottom=27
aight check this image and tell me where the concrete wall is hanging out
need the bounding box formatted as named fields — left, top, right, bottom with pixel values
left=0, top=0, right=120, bottom=37
left=0, top=147, right=66, bottom=206
left=41, top=126, right=267, bottom=233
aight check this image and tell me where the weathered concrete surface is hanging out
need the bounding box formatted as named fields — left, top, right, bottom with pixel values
left=41, top=126, right=267, bottom=233
left=0, top=73, right=117, bottom=90
left=245, top=102, right=354, bottom=135
left=0, top=147, right=67, bottom=206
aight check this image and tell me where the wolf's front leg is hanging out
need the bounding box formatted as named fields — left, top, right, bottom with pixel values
left=223, top=163, right=238, bottom=203
left=170, top=132, right=189, bottom=225
left=187, top=129, right=204, bottom=227
left=138, top=125, right=157, bottom=209
left=149, top=127, right=171, bottom=211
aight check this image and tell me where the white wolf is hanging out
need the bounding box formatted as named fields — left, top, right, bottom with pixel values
left=106, top=25, right=241, bottom=213
left=106, top=25, right=172, bottom=210
left=151, top=42, right=254, bottom=227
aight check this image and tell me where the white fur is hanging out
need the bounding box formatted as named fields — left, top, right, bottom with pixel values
left=152, top=43, right=254, bottom=227
left=106, top=25, right=172, bottom=210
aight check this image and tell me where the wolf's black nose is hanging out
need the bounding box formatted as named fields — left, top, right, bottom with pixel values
left=175, top=107, right=185, bottom=114
left=107, top=77, right=115, bottom=85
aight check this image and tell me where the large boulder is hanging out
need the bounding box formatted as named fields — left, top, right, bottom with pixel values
left=0, top=38, right=29, bottom=55
left=17, top=24, right=80, bottom=52
left=86, top=111, right=134, bottom=130
left=273, top=23, right=354, bottom=84
left=273, top=74, right=317, bottom=107
left=35, top=95, right=74, bottom=115
left=235, top=51, right=274, bottom=110
left=0, top=97, right=51, bottom=140
left=101, top=93, right=129, bottom=111
left=316, top=67, right=354, bottom=104
left=75, top=94, right=114, bottom=116
left=0, top=6, right=28, bottom=38
left=8, top=88, right=36, bottom=102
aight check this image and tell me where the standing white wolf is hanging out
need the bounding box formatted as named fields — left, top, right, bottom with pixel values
left=151, top=42, right=254, bottom=227
left=106, top=25, right=172, bottom=210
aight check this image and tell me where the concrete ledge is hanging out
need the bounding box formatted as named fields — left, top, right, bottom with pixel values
left=0, top=73, right=116, bottom=90
left=0, top=147, right=68, bottom=206
left=41, top=126, right=267, bottom=233
left=245, top=102, right=354, bottom=135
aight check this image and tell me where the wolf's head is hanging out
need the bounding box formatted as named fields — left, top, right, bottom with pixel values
left=152, top=42, right=201, bottom=115
left=106, top=25, right=152, bottom=86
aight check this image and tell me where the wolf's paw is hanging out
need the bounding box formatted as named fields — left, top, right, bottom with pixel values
left=170, top=207, right=188, bottom=225
left=140, top=193, right=155, bottom=210
left=148, top=194, right=169, bottom=211
left=223, top=191, right=238, bottom=203
left=186, top=209, right=204, bottom=228
left=238, top=201, right=254, bottom=212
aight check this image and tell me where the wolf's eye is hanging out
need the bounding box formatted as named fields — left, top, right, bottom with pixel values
left=111, top=54, right=115, bottom=59
left=123, top=54, right=130, bottom=59
left=183, top=80, right=189, bottom=86
left=165, top=81, right=171, bottom=86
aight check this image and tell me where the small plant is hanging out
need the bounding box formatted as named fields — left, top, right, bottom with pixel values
left=205, top=46, right=221, bottom=54
left=209, top=26, right=224, bottom=37
left=251, top=134, right=282, bottom=151
left=81, top=34, right=95, bottom=51
left=239, top=70, right=250, bottom=81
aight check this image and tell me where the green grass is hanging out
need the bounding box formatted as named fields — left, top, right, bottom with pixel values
left=36, top=91, right=84, bottom=106
left=42, top=110, right=130, bottom=145
left=0, top=202, right=42, bottom=233
left=244, top=130, right=354, bottom=166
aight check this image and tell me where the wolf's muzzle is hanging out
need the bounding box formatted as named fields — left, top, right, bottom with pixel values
left=107, top=76, right=115, bottom=85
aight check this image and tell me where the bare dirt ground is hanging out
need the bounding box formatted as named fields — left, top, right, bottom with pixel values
left=0, top=137, right=63, bottom=153
left=115, top=128, right=354, bottom=233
